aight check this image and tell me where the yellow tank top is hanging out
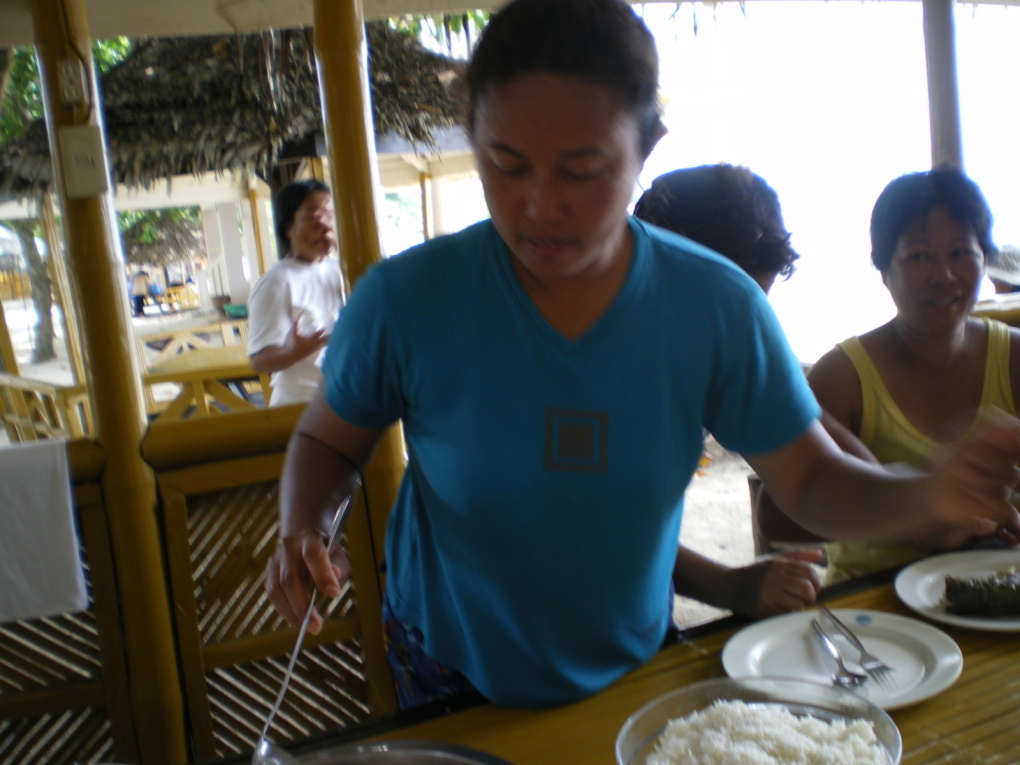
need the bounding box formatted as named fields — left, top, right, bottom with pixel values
left=825, top=318, right=1016, bottom=583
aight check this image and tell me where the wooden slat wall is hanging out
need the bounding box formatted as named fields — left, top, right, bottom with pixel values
left=1, top=414, right=400, bottom=763
left=0, top=441, right=139, bottom=765
left=154, top=438, right=397, bottom=761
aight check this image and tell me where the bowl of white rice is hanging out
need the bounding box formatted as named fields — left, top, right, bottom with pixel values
left=616, top=676, right=901, bottom=765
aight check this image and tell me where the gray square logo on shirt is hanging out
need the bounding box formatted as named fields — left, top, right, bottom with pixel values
left=544, top=409, right=607, bottom=473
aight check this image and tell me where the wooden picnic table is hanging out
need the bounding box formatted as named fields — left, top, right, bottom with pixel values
left=265, top=575, right=1020, bottom=765
left=143, top=345, right=268, bottom=422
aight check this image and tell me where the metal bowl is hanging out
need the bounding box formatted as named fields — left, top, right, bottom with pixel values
left=303, top=739, right=514, bottom=764
left=616, top=676, right=901, bottom=765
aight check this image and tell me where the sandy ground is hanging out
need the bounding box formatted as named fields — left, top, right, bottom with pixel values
left=674, top=439, right=756, bottom=628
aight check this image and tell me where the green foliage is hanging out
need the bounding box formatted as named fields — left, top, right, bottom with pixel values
left=92, top=37, right=132, bottom=72
left=387, top=11, right=489, bottom=56
left=0, top=48, right=41, bottom=142
left=383, top=190, right=419, bottom=222
left=117, top=207, right=200, bottom=243
left=0, top=37, right=132, bottom=144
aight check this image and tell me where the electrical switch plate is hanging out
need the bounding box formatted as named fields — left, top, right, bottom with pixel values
left=58, top=124, right=110, bottom=198
left=57, top=58, right=88, bottom=106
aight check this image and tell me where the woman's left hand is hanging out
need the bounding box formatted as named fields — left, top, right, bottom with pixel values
left=729, top=549, right=823, bottom=618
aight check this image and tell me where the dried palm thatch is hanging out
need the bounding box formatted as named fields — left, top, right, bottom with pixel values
left=0, top=23, right=466, bottom=198
left=367, top=22, right=467, bottom=147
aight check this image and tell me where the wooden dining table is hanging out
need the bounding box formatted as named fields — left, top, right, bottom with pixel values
left=279, top=575, right=1019, bottom=765
left=143, top=345, right=269, bottom=421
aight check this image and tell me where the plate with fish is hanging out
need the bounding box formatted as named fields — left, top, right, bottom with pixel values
left=894, top=550, right=1020, bottom=631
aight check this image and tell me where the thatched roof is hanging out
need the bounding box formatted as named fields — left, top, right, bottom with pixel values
left=0, top=23, right=466, bottom=198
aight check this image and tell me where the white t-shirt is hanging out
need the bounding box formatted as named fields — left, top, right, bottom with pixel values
left=247, top=256, right=343, bottom=406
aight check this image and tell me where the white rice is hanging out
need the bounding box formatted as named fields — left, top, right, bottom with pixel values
left=646, top=699, right=887, bottom=765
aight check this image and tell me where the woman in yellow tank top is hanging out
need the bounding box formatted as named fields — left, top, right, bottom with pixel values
left=758, top=166, right=1020, bottom=584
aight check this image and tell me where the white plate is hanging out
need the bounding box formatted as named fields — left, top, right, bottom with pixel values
left=894, top=550, right=1020, bottom=631
left=721, top=609, right=962, bottom=710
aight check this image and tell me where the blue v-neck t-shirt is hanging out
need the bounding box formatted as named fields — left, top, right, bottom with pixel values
left=323, top=217, right=819, bottom=707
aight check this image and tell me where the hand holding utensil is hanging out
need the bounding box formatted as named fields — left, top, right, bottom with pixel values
left=253, top=491, right=355, bottom=765
left=819, top=604, right=896, bottom=690
left=810, top=619, right=867, bottom=689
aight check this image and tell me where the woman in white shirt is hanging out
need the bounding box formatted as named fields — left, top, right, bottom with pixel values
left=247, top=180, right=344, bottom=406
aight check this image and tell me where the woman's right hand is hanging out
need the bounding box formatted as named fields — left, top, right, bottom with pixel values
left=287, top=317, right=330, bottom=360
left=264, top=527, right=351, bottom=635
left=248, top=320, right=329, bottom=374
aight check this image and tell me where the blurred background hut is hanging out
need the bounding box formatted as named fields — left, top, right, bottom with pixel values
left=0, top=22, right=466, bottom=197
left=0, top=21, right=469, bottom=366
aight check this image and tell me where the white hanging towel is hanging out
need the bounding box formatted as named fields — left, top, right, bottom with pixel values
left=0, top=439, right=89, bottom=623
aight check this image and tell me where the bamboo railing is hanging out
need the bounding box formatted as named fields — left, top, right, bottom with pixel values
left=145, top=409, right=397, bottom=760
left=0, top=373, right=91, bottom=442
left=0, top=318, right=270, bottom=445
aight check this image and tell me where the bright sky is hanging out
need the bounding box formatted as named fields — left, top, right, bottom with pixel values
left=639, top=1, right=1020, bottom=363
left=428, top=1, right=1020, bottom=364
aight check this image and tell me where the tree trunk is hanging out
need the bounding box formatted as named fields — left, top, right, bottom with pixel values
left=11, top=218, right=56, bottom=363
left=0, top=49, right=12, bottom=106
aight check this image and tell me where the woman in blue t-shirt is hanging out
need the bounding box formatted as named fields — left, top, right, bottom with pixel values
left=264, top=0, right=1020, bottom=712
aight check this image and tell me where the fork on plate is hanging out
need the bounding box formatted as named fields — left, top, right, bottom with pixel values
left=810, top=620, right=868, bottom=689
left=819, top=604, right=897, bottom=690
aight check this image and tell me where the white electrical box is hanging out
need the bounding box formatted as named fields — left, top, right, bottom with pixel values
left=57, top=58, right=89, bottom=106
left=58, top=124, right=110, bottom=198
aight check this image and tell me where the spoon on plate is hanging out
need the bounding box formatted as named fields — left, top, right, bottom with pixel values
left=252, top=491, right=355, bottom=765
left=810, top=619, right=868, bottom=689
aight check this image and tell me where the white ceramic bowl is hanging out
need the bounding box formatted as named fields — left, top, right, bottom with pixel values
left=303, top=739, right=514, bottom=764
left=616, top=676, right=901, bottom=765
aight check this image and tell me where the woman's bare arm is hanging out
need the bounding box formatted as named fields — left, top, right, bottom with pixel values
left=747, top=417, right=1020, bottom=550
left=755, top=346, right=879, bottom=543
left=265, top=392, right=386, bottom=632
left=673, top=545, right=822, bottom=618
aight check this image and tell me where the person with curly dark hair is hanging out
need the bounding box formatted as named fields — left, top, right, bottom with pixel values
left=635, top=165, right=821, bottom=619
left=634, top=164, right=799, bottom=294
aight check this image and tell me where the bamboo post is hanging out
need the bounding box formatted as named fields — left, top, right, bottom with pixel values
left=41, top=192, right=86, bottom=384
left=419, top=171, right=432, bottom=241
left=247, top=177, right=268, bottom=277
left=313, top=0, right=406, bottom=565
left=245, top=187, right=265, bottom=279
left=0, top=297, right=18, bottom=375
left=30, top=1, right=187, bottom=761
left=923, top=0, right=964, bottom=169
left=308, top=155, right=327, bottom=182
